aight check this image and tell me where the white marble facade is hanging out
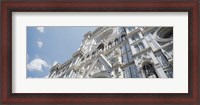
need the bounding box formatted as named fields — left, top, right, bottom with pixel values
left=48, top=27, right=173, bottom=78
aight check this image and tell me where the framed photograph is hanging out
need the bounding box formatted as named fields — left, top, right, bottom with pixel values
left=1, top=0, right=199, bottom=104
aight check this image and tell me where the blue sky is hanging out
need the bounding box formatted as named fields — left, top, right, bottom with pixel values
left=27, top=26, right=97, bottom=78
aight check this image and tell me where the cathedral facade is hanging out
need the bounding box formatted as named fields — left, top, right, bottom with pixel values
left=48, top=27, right=173, bottom=78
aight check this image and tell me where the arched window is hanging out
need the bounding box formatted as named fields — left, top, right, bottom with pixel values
left=108, top=42, right=112, bottom=49
left=121, top=34, right=126, bottom=41
left=142, top=63, right=158, bottom=78
left=97, top=43, right=104, bottom=52
left=114, top=38, right=118, bottom=45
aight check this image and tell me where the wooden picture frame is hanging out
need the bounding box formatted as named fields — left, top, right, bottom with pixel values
left=1, top=0, right=199, bottom=104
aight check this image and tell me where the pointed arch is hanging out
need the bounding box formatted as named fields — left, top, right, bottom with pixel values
left=97, top=43, right=104, bottom=52
left=142, top=62, right=158, bottom=78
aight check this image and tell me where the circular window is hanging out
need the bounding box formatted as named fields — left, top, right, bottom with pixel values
left=153, top=27, right=173, bottom=43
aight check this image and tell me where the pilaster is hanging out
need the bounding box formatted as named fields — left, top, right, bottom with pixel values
left=154, top=64, right=167, bottom=78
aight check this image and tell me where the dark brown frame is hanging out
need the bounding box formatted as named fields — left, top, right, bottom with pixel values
left=1, top=0, right=199, bottom=104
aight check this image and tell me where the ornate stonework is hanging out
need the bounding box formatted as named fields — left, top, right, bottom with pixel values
left=48, top=27, right=173, bottom=78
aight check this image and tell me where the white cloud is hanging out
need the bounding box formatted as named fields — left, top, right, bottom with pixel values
left=37, top=40, right=43, bottom=48
left=53, top=61, right=58, bottom=66
left=27, top=58, right=49, bottom=72
left=36, top=27, right=45, bottom=33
